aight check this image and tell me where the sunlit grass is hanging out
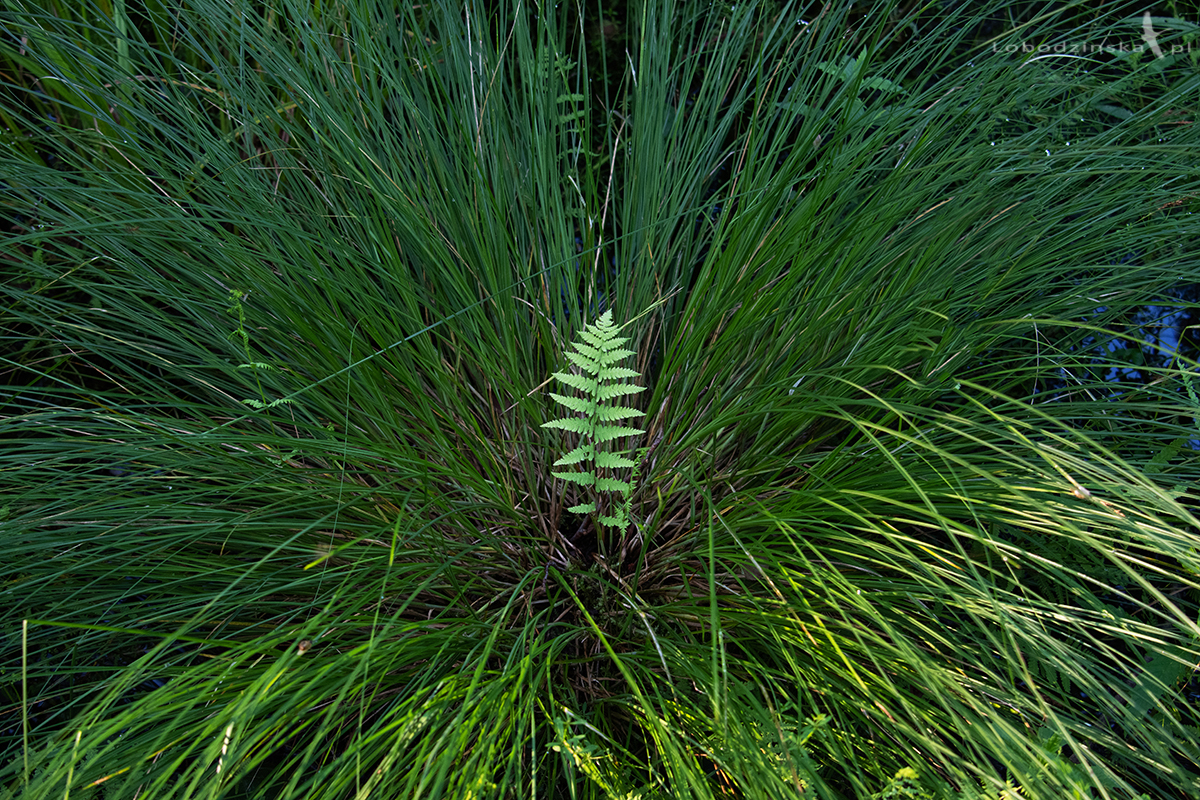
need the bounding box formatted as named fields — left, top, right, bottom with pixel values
left=2, top=0, right=1199, bottom=798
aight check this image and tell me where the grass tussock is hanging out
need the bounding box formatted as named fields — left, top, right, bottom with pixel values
left=2, top=0, right=1200, bottom=797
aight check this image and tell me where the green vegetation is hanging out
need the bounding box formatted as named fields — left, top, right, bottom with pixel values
left=542, top=308, right=647, bottom=539
left=2, top=0, right=1199, bottom=797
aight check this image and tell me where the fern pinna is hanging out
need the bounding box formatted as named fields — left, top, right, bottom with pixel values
left=542, top=309, right=645, bottom=538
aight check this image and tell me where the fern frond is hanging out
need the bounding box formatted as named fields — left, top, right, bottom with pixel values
left=541, top=309, right=647, bottom=539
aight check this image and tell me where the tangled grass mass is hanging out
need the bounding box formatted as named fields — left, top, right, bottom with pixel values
left=2, top=0, right=1200, bottom=797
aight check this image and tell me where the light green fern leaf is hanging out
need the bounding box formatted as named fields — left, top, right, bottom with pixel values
left=593, top=424, right=644, bottom=442
left=554, top=373, right=599, bottom=393
left=548, top=393, right=595, bottom=414
left=594, top=477, right=632, bottom=493
left=542, top=417, right=592, bottom=435
left=595, top=407, right=643, bottom=422
left=554, top=446, right=595, bottom=467
left=541, top=309, right=646, bottom=536
left=594, top=452, right=637, bottom=469
left=553, top=471, right=596, bottom=487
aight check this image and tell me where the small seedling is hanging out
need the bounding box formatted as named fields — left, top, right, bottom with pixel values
left=227, top=289, right=293, bottom=410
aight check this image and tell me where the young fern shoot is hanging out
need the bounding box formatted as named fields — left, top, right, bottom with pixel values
left=542, top=310, right=645, bottom=539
